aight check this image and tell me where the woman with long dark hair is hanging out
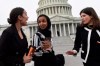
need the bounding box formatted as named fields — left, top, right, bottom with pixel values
left=0, top=7, right=32, bottom=66
left=66, top=7, right=100, bottom=66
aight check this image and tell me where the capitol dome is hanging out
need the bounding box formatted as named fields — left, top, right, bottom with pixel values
left=36, top=0, right=72, bottom=17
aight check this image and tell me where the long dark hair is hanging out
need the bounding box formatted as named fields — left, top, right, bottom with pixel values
left=80, top=7, right=100, bottom=29
left=7, top=7, right=24, bottom=25
left=37, top=14, right=51, bottom=37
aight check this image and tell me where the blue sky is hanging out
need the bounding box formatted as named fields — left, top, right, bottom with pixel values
left=0, top=0, right=100, bottom=25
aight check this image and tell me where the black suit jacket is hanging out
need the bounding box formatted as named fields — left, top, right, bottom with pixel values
left=73, top=25, right=100, bottom=64
left=0, top=25, right=28, bottom=66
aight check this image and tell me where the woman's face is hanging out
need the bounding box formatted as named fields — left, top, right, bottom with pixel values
left=38, top=16, right=48, bottom=30
left=80, top=13, right=92, bottom=25
left=20, top=10, right=29, bottom=26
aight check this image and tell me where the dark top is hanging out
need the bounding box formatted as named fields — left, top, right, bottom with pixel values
left=32, top=32, right=65, bottom=66
left=32, top=32, right=58, bottom=66
left=73, top=25, right=100, bottom=64
left=0, top=25, right=28, bottom=66
left=32, top=50, right=58, bottom=66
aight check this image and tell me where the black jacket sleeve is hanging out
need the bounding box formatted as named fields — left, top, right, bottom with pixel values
left=73, top=25, right=82, bottom=53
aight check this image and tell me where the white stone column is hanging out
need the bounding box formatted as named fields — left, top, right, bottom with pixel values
left=61, top=6, right=63, bottom=13
left=75, top=23, right=78, bottom=33
left=59, top=24, right=62, bottom=36
left=63, top=23, right=66, bottom=36
left=55, top=6, right=57, bottom=14
left=75, top=23, right=77, bottom=28
left=69, top=8, right=71, bottom=15
left=49, top=8, right=51, bottom=15
left=33, top=27, right=34, bottom=35
left=29, top=26, right=33, bottom=45
left=63, top=7, right=65, bottom=14
left=50, top=7, right=52, bottom=14
left=70, top=8, right=72, bottom=15
left=66, top=7, right=67, bottom=15
left=67, top=7, right=69, bottom=15
left=68, top=23, right=70, bottom=35
left=62, top=6, right=64, bottom=14
left=38, top=11, right=39, bottom=16
left=46, top=8, right=48, bottom=15
left=35, top=26, right=37, bottom=32
left=47, top=8, right=49, bottom=15
left=44, top=9, right=46, bottom=15
left=59, top=6, right=60, bottom=14
left=52, top=7, right=54, bottom=14
left=55, top=24, right=57, bottom=37
left=68, top=7, right=69, bottom=15
left=65, top=7, right=67, bottom=15
left=43, top=9, right=44, bottom=14
left=71, top=23, right=74, bottom=34
left=39, top=11, right=41, bottom=15
left=40, top=10, right=41, bottom=14
left=51, top=25, right=54, bottom=37
left=32, top=26, right=33, bottom=39
left=42, top=10, right=43, bottom=14
left=30, top=26, right=32, bottom=38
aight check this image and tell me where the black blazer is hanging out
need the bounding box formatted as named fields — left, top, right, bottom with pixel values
left=73, top=25, right=100, bottom=64
left=0, top=25, right=28, bottom=66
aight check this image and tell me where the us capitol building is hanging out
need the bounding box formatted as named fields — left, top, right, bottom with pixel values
left=0, top=0, right=81, bottom=45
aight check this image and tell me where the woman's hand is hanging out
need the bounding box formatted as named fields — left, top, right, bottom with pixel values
left=23, top=53, right=32, bottom=63
left=66, top=50, right=77, bottom=55
left=41, top=39, right=52, bottom=51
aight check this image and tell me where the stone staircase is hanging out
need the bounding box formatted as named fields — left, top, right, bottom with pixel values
left=52, top=36, right=74, bottom=54
left=25, top=36, right=83, bottom=66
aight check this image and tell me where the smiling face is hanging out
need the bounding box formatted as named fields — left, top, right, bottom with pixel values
left=38, top=16, right=48, bottom=30
left=19, top=10, right=28, bottom=26
left=80, top=13, right=92, bottom=25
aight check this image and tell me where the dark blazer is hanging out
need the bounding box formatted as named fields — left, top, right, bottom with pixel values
left=73, top=25, right=100, bottom=65
left=0, top=25, right=28, bottom=66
